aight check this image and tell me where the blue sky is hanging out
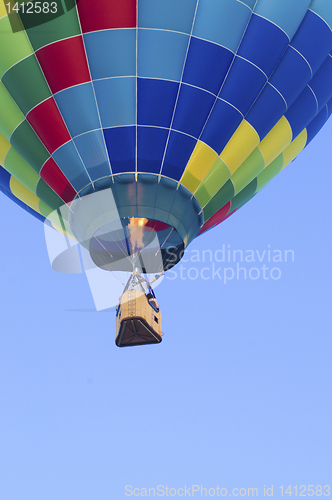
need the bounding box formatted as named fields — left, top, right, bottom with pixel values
left=0, top=120, right=331, bottom=499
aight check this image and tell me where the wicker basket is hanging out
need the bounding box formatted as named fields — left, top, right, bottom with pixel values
left=116, top=290, right=162, bottom=347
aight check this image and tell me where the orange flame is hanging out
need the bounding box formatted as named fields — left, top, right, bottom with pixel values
left=128, top=218, right=148, bottom=253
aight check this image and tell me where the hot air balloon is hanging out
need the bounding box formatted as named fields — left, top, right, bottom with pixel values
left=0, top=0, right=332, bottom=346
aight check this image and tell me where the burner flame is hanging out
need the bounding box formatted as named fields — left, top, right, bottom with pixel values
left=128, top=218, right=148, bottom=253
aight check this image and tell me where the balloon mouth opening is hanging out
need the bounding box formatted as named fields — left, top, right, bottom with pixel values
left=89, top=217, right=184, bottom=273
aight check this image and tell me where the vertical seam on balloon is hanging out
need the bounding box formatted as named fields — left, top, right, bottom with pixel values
left=23, top=76, right=101, bottom=122
left=27, top=32, right=99, bottom=54
left=51, top=137, right=97, bottom=192
left=4, top=149, right=40, bottom=194
left=158, top=0, right=200, bottom=179
left=201, top=178, right=236, bottom=211
left=196, top=4, right=257, bottom=147
left=307, top=85, right=319, bottom=114
left=26, top=38, right=94, bottom=184
left=20, top=95, right=55, bottom=117
left=35, top=178, right=67, bottom=204
left=186, top=1, right=258, bottom=200
left=2, top=55, right=79, bottom=200
left=230, top=18, right=293, bottom=137
left=197, top=7, right=257, bottom=142
left=21, top=39, right=95, bottom=188
left=62, top=173, right=115, bottom=197
left=74, top=3, right=114, bottom=181
left=288, top=45, right=313, bottom=78
left=39, top=156, right=77, bottom=197
left=1, top=71, right=27, bottom=142
left=8, top=119, right=77, bottom=198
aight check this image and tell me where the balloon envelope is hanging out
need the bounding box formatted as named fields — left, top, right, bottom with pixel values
left=0, top=0, right=332, bottom=270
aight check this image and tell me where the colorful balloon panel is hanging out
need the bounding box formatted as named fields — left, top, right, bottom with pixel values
left=0, top=0, right=332, bottom=247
